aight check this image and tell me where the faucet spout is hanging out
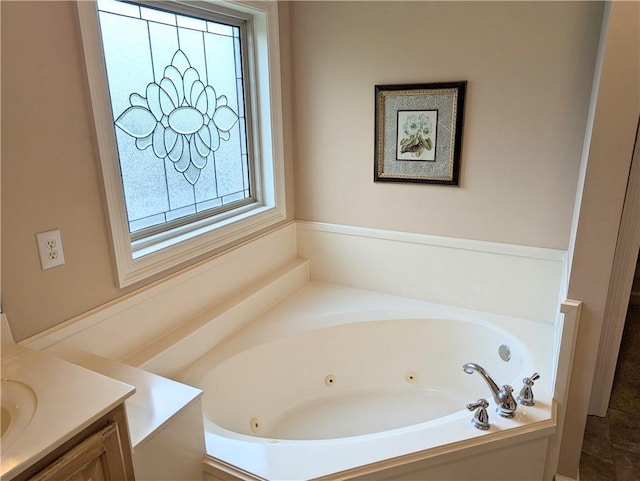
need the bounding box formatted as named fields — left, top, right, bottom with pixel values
left=462, top=363, right=501, bottom=403
left=463, top=362, right=517, bottom=418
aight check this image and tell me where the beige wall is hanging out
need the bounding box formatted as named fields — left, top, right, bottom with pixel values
left=2, top=1, right=120, bottom=340
left=291, top=1, right=603, bottom=249
left=0, top=1, right=295, bottom=340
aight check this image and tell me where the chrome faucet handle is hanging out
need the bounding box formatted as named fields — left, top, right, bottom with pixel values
left=466, top=398, right=490, bottom=430
left=517, top=372, right=540, bottom=406
left=496, top=384, right=517, bottom=418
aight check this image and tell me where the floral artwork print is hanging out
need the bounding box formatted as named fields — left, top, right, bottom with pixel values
left=397, top=110, right=437, bottom=161
left=114, top=50, right=239, bottom=185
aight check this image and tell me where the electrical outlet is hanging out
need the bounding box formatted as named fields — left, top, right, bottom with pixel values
left=36, top=229, right=65, bottom=270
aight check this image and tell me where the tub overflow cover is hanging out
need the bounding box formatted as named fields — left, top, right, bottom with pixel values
left=498, top=344, right=511, bottom=362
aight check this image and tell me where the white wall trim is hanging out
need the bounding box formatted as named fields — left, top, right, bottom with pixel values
left=298, top=221, right=566, bottom=261
left=589, top=120, right=640, bottom=415
left=546, top=299, right=582, bottom=481
left=297, top=221, right=567, bottom=323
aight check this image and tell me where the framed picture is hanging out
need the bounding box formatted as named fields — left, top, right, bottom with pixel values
left=374, top=81, right=466, bottom=185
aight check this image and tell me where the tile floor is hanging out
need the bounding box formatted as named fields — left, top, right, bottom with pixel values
left=579, top=304, right=640, bottom=481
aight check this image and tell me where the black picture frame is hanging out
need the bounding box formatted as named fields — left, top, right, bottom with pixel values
left=374, top=81, right=466, bottom=185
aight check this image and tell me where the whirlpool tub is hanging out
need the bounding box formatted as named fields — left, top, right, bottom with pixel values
left=178, top=282, right=557, bottom=480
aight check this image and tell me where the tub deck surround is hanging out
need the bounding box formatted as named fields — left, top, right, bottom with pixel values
left=0, top=344, right=135, bottom=480
left=177, top=282, right=557, bottom=481
left=131, top=257, right=309, bottom=378
left=8, top=222, right=569, bottom=480
left=60, top=353, right=203, bottom=449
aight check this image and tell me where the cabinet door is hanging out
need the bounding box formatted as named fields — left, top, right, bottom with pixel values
left=29, top=422, right=130, bottom=481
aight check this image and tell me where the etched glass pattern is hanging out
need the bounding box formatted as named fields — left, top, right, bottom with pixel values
left=97, top=0, right=250, bottom=233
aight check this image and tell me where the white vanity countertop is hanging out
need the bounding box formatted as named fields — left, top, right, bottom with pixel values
left=1, top=343, right=135, bottom=480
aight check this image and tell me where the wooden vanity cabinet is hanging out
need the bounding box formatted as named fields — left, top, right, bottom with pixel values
left=12, top=404, right=135, bottom=481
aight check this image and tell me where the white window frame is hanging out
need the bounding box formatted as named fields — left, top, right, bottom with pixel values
left=77, top=0, right=287, bottom=287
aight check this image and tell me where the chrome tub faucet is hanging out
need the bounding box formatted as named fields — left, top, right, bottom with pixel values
left=463, top=362, right=517, bottom=418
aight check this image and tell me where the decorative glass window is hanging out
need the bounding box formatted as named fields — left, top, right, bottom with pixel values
left=97, top=0, right=252, bottom=235
left=78, top=0, right=287, bottom=287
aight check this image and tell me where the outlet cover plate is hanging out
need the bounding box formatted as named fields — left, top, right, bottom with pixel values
left=36, top=229, right=65, bottom=270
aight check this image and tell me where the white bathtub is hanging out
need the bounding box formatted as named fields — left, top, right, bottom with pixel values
left=179, top=282, right=557, bottom=480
